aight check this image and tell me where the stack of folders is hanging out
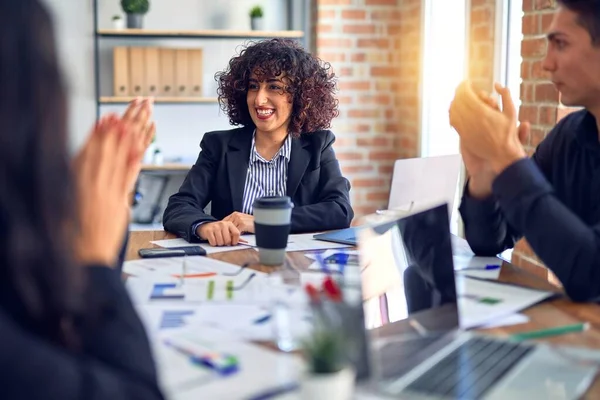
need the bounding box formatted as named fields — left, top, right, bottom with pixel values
left=113, top=47, right=203, bottom=98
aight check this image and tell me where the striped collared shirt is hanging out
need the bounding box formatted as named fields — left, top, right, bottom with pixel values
left=241, top=131, right=292, bottom=214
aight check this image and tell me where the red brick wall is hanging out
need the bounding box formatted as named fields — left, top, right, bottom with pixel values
left=469, top=0, right=496, bottom=91
left=315, top=0, right=497, bottom=219
left=315, top=0, right=421, bottom=217
left=512, top=0, right=557, bottom=279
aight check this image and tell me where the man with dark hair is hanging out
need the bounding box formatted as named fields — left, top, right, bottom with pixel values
left=449, top=0, right=600, bottom=301
left=558, top=0, right=600, bottom=45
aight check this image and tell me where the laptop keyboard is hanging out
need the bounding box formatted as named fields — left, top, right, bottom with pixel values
left=404, top=337, right=533, bottom=399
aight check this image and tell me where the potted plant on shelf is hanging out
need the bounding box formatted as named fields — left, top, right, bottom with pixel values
left=111, top=15, right=124, bottom=30
left=249, top=5, right=264, bottom=31
left=121, top=0, right=150, bottom=29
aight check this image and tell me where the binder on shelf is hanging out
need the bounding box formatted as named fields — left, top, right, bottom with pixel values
left=189, top=49, right=203, bottom=97
left=144, top=47, right=160, bottom=97
left=129, top=47, right=146, bottom=97
left=113, top=47, right=129, bottom=96
left=159, top=48, right=176, bottom=97
left=175, top=49, right=190, bottom=97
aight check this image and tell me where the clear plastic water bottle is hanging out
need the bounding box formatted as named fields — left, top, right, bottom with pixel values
left=272, top=298, right=295, bottom=352
left=268, top=267, right=304, bottom=352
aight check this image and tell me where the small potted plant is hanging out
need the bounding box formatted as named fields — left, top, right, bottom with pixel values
left=300, top=327, right=355, bottom=400
left=111, top=15, right=124, bottom=30
left=249, top=5, right=264, bottom=31
left=300, top=278, right=356, bottom=400
left=121, top=0, right=150, bottom=29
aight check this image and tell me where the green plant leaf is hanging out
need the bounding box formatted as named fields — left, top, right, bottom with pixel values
left=121, top=0, right=150, bottom=15
left=249, top=5, right=263, bottom=18
left=301, top=327, right=348, bottom=374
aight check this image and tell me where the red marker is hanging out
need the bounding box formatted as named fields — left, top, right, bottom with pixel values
left=322, top=276, right=342, bottom=302
left=304, top=283, right=320, bottom=302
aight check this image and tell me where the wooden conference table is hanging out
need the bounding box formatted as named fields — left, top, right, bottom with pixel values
left=126, top=230, right=600, bottom=398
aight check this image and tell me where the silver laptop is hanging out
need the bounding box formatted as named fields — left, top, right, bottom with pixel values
left=357, top=203, right=597, bottom=399
left=314, top=155, right=462, bottom=247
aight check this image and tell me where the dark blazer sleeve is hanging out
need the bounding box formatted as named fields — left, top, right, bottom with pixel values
left=0, top=266, right=164, bottom=400
left=491, top=159, right=600, bottom=302
left=291, top=131, right=354, bottom=232
left=459, top=125, right=556, bottom=256
left=162, top=132, right=219, bottom=242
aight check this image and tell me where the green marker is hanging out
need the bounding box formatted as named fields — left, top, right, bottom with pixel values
left=226, top=280, right=234, bottom=300
left=207, top=280, right=215, bottom=300
left=509, top=322, right=589, bottom=342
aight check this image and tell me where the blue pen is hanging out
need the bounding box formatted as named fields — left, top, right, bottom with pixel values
left=334, top=252, right=348, bottom=276
left=253, top=314, right=271, bottom=324
left=456, top=264, right=501, bottom=271
left=319, top=253, right=351, bottom=275
left=246, top=382, right=299, bottom=400
left=315, top=252, right=330, bottom=275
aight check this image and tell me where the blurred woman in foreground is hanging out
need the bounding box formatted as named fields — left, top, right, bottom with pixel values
left=0, top=1, right=164, bottom=398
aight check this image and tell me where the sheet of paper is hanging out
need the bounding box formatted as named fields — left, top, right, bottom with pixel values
left=150, top=237, right=254, bottom=254
left=451, top=235, right=475, bottom=257
left=123, top=255, right=262, bottom=280
left=456, top=275, right=553, bottom=329
left=480, top=313, right=530, bottom=329
left=153, top=233, right=351, bottom=254
left=159, top=326, right=303, bottom=400
left=453, top=255, right=503, bottom=280
left=243, top=233, right=353, bottom=252
left=126, top=273, right=287, bottom=306
left=182, top=276, right=275, bottom=304
left=185, top=304, right=270, bottom=339
left=183, top=303, right=311, bottom=342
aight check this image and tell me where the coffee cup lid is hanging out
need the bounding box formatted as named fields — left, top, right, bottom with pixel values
left=253, top=196, right=293, bottom=210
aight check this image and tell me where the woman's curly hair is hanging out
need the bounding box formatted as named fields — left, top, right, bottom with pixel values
left=215, top=38, right=339, bottom=137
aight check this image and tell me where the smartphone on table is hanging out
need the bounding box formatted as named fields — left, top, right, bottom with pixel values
left=138, top=246, right=206, bottom=258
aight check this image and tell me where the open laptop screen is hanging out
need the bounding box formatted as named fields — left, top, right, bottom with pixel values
left=358, top=203, right=458, bottom=331
left=356, top=203, right=459, bottom=379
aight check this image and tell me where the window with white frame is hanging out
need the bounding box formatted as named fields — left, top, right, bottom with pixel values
left=496, top=0, right=523, bottom=110
left=420, top=0, right=468, bottom=236
left=367, top=0, right=524, bottom=330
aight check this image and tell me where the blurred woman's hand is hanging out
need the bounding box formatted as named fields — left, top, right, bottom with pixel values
left=73, top=114, right=139, bottom=266
left=121, top=98, right=155, bottom=192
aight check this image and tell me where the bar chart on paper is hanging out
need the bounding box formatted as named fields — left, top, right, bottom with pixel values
left=160, top=310, right=196, bottom=329
left=183, top=277, right=273, bottom=303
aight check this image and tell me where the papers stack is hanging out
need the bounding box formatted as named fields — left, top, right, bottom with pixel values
left=152, top=233, right=352, bottom=254
left=456, top=275, right=553, bottom=329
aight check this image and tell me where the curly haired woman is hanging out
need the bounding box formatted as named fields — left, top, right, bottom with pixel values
left=163, top=39, right=354, bottom=246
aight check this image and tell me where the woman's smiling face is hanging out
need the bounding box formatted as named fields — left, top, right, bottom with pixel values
left=246, top=69, right=293, bottom=137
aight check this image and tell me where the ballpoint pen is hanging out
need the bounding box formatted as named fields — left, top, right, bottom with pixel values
left=246, top=382, right=299, bottom=400
left=455, top=264, right=501, bottom=271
